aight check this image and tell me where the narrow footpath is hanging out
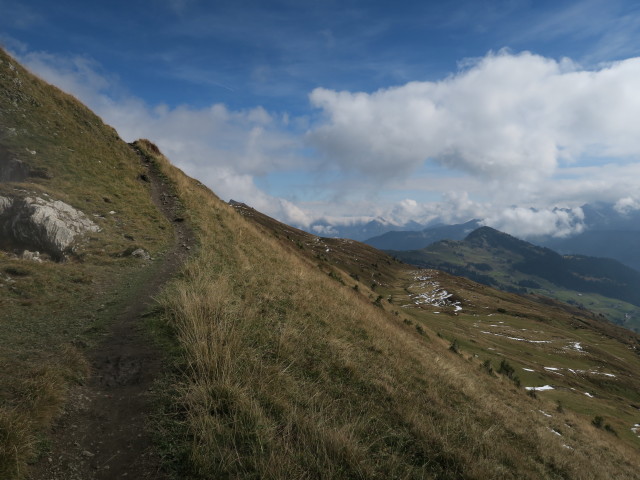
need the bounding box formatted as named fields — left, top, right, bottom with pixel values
left=29, top=156, right=194, bottom=480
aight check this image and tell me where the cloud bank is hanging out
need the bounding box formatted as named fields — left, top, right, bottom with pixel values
left=11, top=46, right=640, bottom=239
left=307, top=50, right=640, bottom=185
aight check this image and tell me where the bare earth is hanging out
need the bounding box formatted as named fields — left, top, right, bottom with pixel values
left=29, top=157, right=194, bottom=480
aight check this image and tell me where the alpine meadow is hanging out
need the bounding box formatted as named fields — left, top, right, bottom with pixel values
left=1, top=46, right=640, bottom=480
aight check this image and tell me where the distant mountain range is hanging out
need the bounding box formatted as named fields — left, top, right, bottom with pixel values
left=359, top=203, right=640, bottom=272
left=307, top=218, right=425, bottom=242
left=364, top=219, right=482, bottom=250
left=387, top=226, right=640, bottom=331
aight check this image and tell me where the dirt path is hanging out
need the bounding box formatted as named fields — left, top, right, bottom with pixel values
left=29, top=157, right=194, bottom=480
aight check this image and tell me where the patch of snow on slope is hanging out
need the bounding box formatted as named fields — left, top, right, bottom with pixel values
left=480, top=331, right=551, bottom=344
left=525, top=385, right=554, bottom=391
left=404, top=271, right=462, bottom=313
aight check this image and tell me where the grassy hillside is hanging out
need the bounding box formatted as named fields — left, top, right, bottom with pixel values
left=389, top=226, right=640, bottom=332
left=2, top=48, right=640, bottom=479
left=147, top=146, right=640, bottom=478
left=0, top=49, right=173, bottom=478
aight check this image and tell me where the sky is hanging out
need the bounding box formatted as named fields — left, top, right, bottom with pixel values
left=2, top=0, right=640, bottom=238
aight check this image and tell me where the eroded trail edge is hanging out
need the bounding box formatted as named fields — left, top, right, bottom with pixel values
left=29, top=155, right=194, bottom=480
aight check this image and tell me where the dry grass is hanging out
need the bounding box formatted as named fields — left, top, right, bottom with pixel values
left=149, top=146, right=640, bottom=479
left=0, top=51, right=172, bottom=478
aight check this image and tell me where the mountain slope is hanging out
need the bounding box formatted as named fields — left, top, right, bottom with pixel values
left=0, top=49, right=175, bottom=479
left=389, top=226, right=640, bottom=331
left=165, top=161, right=640, bottom=479
left=365, top=219, right=482, bottom=250
left=2, top=49, right=640, bottom=479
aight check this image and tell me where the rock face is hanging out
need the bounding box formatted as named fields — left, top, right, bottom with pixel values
left=0, top=195, right=100, bottom=259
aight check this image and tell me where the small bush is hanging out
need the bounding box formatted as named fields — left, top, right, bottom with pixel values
left=328, top=271, right=344, bottom=285
left=592, top=416, right=604, bottom=428
left=497, top=359, right=515, bottom=379
left=449, top=339, right=460, bottom=354
left=482, top=359, right=493, bottom=375
left=527, top=388, right=537, bottom=399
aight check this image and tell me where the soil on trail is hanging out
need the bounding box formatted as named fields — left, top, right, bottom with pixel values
left=29, top=158, right=194, bottom=480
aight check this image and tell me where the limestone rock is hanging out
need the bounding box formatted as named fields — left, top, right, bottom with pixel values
left=130, top=248, right=151, bottom=260
left=21, top=249, right=42, bottom=262
left=0, top=195, right=100, bottom=259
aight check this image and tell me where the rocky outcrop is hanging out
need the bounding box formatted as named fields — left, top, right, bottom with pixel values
left=0, top=195, right=100, bottom=260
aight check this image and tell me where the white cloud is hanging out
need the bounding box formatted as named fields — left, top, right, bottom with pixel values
left=614, top=196, right=640, bottom=214
left=482, top=207, right=585, bottom=239
left=10, top=45, right=640, bottom=240
left=307, top=50, right=640, bottom=184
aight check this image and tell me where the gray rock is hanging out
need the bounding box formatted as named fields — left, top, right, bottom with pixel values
left=21, top=249, right=42, bottom=262
left=0, top=195, right=100, bottom=259
left=130, top=248, right=151, bottom=260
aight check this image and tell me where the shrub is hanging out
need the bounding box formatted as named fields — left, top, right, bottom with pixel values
left=497, top=359, right=515, bottom=379
left=482, top=359, right=493, bottom=375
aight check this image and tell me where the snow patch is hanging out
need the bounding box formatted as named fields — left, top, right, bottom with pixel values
left=406, top=271, right=462, bottom=313
left=480, top=330, right=552, bottom=344
left=526, top=385, right=554, bottom=391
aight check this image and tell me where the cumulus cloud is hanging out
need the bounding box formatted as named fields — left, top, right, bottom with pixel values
left=307, top=50, right=640, bottom=183
left=11, top=46, right=640, bottom=240
left=384, top=192, right=486, bottom=226
left=482, top=206, right=585, bottom=239
left=614, top=196, right=640, bottom=214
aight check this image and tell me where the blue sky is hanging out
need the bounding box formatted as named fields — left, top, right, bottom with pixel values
left=3, top=0, right=640, bottom=237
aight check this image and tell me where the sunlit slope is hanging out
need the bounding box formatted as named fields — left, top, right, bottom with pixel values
left=152, top=145, right=640, bottom=478
left=0, top=49, right=172, bottom=478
